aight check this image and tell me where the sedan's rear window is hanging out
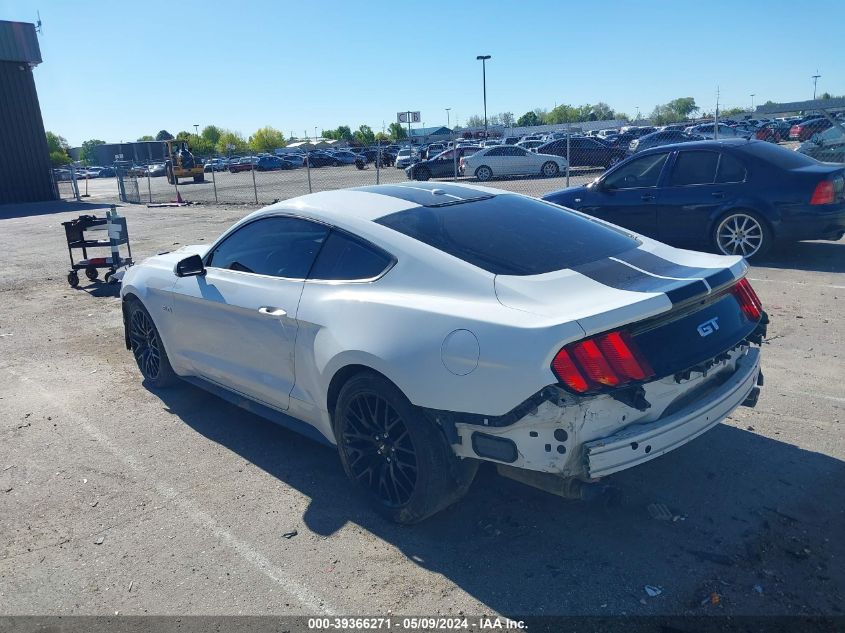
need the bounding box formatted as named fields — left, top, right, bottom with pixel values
left=742, top=140, right=819, bottom=168
left=375, top=194, right=639, bottom=276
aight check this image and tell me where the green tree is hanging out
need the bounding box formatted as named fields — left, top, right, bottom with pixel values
left=465, top=114, right=484, bottom=127
left=388, top=122, right=407, bottom=141
left=216, top=130, right=247, bottom=156
left=353, top=124, right=375, bottom=145
left=155, top=130, right=174, bottom=141
left=189, top=137, right=215, bottom=156
left=322, top=125, right=353, bottom=141
left=137, top=135, right=155, bottom=141
left=545, top=104, right=579, bottom=124
left=201, top=125, right=222, bottom=146
left=175, top=130, right=192, bottom=141
left=249, top=126, right=286, bottom=152
left=79, top=139, right=106, bottom=165
left=374, top=131, right=389, bottom=142
left=720, top=106, right=747, bottom=117
left=46, top=131, right=70, bottom=166
left=516, top=110, right=542, bottom=127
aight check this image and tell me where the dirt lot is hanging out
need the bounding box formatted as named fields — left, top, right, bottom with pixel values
left=0, top=199, right=843, bottom=618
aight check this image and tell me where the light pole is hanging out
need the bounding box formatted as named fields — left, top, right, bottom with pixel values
left=446, top=108, right=451, bottom=128
left=750, top=94, right=755, bottom=111
left=476, top=55, right=491, bottom=138
left=812, top=72, right=821, bottom=99
left=314, top=127, right=318, bottom=142
left=193, top=124, right=199, bottom=139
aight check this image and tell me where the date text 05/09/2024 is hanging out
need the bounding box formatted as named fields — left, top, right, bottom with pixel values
left=307, top=617, right=527, bottom=631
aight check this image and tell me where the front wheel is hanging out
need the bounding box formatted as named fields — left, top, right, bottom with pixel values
left=475, top=165, right=493, bottom=181
left=414, top=167, right=431, bottom=181
left=713, top=211, right=772, bottom=259
left=335, top=372, right=477, bottom=524
left=193, top=174, right=204, bottom=183
left=541, top=161, right=559, bottom=177
left=127, top=299, right=177, bottom=388
left=84, top=265, right=99, bottom=281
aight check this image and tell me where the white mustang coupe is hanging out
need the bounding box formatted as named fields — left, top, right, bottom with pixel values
left=121, top=183, right=767, bottom=523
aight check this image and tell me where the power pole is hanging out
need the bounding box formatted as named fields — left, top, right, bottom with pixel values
left=812, top=72, right=821, bottom=99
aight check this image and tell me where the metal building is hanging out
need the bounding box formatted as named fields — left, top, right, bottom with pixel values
left=0, top=20, right=54, bottom=205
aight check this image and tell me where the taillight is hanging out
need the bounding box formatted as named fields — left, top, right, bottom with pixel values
left=731, top=278, right=763, bottom=321
left=551, top=329, right=654, bottom=394
left=810, top=180, right=835, bottom=205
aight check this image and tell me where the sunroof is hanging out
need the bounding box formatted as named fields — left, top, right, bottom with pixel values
left=354, top=183, right=494, bottom=208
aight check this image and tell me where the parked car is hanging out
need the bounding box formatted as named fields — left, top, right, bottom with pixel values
left=596, top=128, right=619, bottom=139
left=255, top=156, right=293, bottom=171
left=52, top=168, right=72, bottom=181
left=516, top=140, right=545, bottom=152
left=629, top=131, right=705, bottom=153
left=789, top=118, right=833, bottom=142
left=502, top=136, right=521, bottom=145
left=147, top=163, right=167, bottom=177
left=755, top=121, right=791, bottom=143
left=229, top=157, right=257, bottom=173
left=537, top=137, right=628, bottom=168
left=405, top=146, right=481, bottom=180
left=684, top=124, right=746, bottom=139
left=395, top=148, right=419, bottom=169
left=542, top=139, right=845, bottom=259
left=461, top=145, right=568, bottom=181
left=797, top=125, right=845, bottom=163
left=121, top=181, right=766, bottom=523
left=204, top=158, right=228, bottom=172
left=305, top=151, right=336, bottom=168
left=331, top=150, right=364, bottom=166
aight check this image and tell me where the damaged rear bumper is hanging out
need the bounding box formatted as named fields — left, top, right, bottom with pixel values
left=584, top=346, right=760, bottom=478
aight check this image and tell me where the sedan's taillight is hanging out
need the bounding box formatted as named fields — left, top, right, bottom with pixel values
left=552, top=330, right=654, bottom=394
left=731, top=278, right=763, bottom=321
left=810, top=180, right=835, bottom=205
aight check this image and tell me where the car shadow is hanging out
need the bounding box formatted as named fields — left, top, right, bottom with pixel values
left=152, top=383, right=845, bottom=616
left=755, top=240, right=845, bottom=274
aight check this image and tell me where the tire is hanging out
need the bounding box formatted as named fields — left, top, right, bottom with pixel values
left=126, top=299, right=177, bottom=388
left=193, top=174, right=204, bottom=183
left=84, top=266, right=98, bottom=281
left=475, top=165, right=493, bottom=181
left=415, top=167, right=431, bottom=181
left=541, top=161, right=559, bottom=178
left=334, top=372, right=477, bottom=524
left=67, top=271, right=79, bottom=288
left=713, top=210, right=772, bottom=259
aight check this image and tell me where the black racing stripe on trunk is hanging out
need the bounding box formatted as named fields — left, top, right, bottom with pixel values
left=614, top=248, right=737, bottom=287
left=354, top=183, right=494, bottom=208
left=572, top=258, right=709, bottom=304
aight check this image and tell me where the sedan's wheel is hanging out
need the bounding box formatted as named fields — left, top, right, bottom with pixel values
left=335, top=372, right=477, bottom=523
left=475, top=165, right=493, bottom=181
left=541, top=161, right=559, bottom=177
left=714, top=211, right=771, bottom=259
left=127, top=300, right=177, bottom=388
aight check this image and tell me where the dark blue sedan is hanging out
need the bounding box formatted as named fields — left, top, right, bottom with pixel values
left=542, top=139, right=845, bottom=259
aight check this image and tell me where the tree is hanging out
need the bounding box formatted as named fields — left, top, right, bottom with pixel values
left=388, top=122, right=407, bottom=141
left=516, top=110, right=542, bottom=127
left=499, top=112, right=515, bottom=127
left=201, top=125, right=222, bottom=146
left=175, top=130, right=192, bottom=141
left=46, top=131, right=70, bottom=166
left=137, top=134, right=155, bottom=141
left=720, top=106, right=747, bottom=117
left=323, top=125, right=353, bottom=141
left=155, top=130, right=174, bottom=141
left=249, top=126, right=286, bottom=152
left=79, top=139, right=106, bottom=165
left=649, top=97, right=699, bottom=125
left=353, top=124, right=375, bottom=146
left=465, top=114, right=484, bottom=127
left=374, top=131, right=389, bottom=142
left=189, top=137, right=215, bottom=156
left=215, top=130, right=247, bottom=156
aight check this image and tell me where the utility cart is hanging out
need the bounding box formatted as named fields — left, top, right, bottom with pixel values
left=62, top=206, right=133, bottom=287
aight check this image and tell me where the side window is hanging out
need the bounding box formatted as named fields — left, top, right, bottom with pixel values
left=507, top=146, right=529, bottom=156
left=668, top=151, right=719, bottom=186
left=208, top=216, right=329, bottom=279
left=603, top=152, right=670, bottom=189
left=716, top=153, right=747, bottom=183
left=485, top=147, right=506, bottom=157
left=308, top=230, right=393, bottom=281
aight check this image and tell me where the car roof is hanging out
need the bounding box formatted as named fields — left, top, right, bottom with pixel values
left=634, top=138, right=754, bottom=153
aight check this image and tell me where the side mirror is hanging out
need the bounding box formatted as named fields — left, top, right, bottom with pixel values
left=175, top=254, right=206, bottom=277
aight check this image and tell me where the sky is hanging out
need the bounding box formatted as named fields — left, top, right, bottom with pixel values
left=3, top=0, right=843, bottom=147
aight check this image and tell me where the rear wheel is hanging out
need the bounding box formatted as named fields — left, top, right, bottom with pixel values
left=193, top=174, right=204, bottom=183
left=127, top=299, right=177, bottom=388
left=541, top=161, right=559, bottom=177
left=415, top=167, right=431, bottom=181
left=475, top=165, right=493, bottom=181
left=335, top=372, right=477, bottom=524
left=84, top=266, right=98, bottom=281
left=713, top=210, right=772, bottom=259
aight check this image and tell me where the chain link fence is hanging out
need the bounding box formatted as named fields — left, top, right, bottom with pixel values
left=78, top=117, right=844, bottom=208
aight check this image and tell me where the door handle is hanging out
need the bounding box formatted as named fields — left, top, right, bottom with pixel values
left=711, top=191, right=725, bottom=198
left=258, top=306, right=287, bottom=317
left=641, top=194, right=655, bottom=201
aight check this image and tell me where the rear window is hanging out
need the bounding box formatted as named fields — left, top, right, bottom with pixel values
left=742, top=141, right=819, bottom=168
left=309, top=230, right=393, bottom=281
left=375, top=194, right=639, bottom=276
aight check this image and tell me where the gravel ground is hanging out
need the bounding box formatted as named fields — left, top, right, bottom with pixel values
left=0, top=199, right=843, bottom=618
